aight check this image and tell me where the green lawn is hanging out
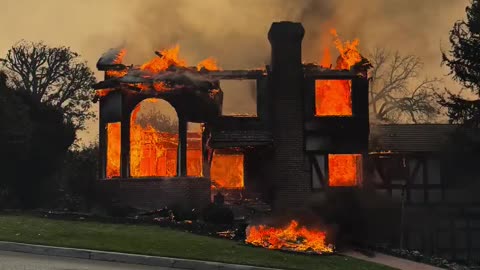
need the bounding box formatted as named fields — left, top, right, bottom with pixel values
left=0, top=214, right=395, bottom=270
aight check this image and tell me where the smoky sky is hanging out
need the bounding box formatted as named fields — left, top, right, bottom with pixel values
left=0, top=0, right=470, bottom=145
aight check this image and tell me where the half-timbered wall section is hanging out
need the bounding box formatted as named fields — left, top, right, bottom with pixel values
left=368, top=124, right=480, bottom=263
left=367, top=124, right=462, bottom=205
left=306, top=72, right=369, bottom=190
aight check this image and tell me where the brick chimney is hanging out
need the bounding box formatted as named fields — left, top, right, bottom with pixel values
left=267, top=22, right=310, bottom=209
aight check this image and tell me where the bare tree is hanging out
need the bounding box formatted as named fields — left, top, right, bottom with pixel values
left=368, top=48, right=442, bottom=123
left=0, top=40, right=96, bottom=130
left=135, top=105, right=178, bottom=133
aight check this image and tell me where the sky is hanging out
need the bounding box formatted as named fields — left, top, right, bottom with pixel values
left=1, top=0, right=471, bottom=145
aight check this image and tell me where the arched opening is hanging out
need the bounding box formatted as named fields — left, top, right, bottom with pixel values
left=130, top=98, right=179, bottom=177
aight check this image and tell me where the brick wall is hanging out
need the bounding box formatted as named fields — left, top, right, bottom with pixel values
left=268, top=22, right=311, bottom=209
left=96, top=177, right=211, bottom=211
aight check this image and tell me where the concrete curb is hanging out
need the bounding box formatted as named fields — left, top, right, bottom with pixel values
left=0, top=241, right=280, bottom=270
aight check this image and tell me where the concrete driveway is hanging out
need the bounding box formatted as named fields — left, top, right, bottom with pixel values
left=0, top=250, right=173, bottom=270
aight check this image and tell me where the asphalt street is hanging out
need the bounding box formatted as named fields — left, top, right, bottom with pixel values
left=0, top=250, right=174, bottom=270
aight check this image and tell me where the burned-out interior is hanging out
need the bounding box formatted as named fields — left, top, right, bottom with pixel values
left=315, top=80, right=353, bottom=117
left=210, top=149, right=244, bottom=189
left=328, top=154, right=363, bottom=187
left=93, top=22, right=370, bottom=221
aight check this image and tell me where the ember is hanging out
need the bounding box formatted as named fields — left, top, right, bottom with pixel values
left=315, top=29, right=362, bottom=116
left=245, top=220, right=333, bottom=254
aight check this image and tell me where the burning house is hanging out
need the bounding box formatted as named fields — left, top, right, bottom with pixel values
left=93, top=21, right=370, bottom=215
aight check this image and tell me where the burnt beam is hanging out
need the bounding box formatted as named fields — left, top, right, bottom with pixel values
left=205, top=70, right=266, bottom=80
left=93, top=80, right=121, bottom=90
left=96, top=63, right=127, bottom=71
left=99, top=114, right=107, bottom=179
left=304, top=69, right=363, bottom=79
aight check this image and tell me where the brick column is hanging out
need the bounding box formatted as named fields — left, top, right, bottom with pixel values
left=98, top=72, right=109, bottom=179
left=120, top=94, right=131, bottom=178
left=98, top=110, right=107, bottom=179
left=177, top=116, right=187, bottom=176
left=268, top=22, right=310, bottom=209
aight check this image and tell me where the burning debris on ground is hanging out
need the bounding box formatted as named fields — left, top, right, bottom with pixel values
left=92, top=22, right=372, bottom=258
left=245, top=220, right=334, bottom=255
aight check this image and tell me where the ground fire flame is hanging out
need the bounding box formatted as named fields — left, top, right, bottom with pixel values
left=315, top=29, right=362, bottom=116
left=245, top=220, right=334, bottom=254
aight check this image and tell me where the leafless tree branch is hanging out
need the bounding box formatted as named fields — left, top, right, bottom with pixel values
left=367, top=48, right=443, bottom=123
left=0, top=40, right=96, bottom=129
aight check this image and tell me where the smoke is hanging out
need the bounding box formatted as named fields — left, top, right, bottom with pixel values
left=0, top=0, right=470, bottom=144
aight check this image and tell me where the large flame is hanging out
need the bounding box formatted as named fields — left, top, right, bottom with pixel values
left=103, top=45, right=220, bottom=94
left=328, top=154, right=362, bottom=186
left=315, top=29, right=361, bottom=116
left=210, top=150, right=244, bottom=189
left=105, top=102, right=202, bottom=179
left=106, top=45, right=219, bottom=77
left=129, top=124, right=178, bottom=177
left=197, top=57, right=219, bottom=71
left=246, top=220, right=333, bottom=254
left=103, top=45, right=220, bottom=178
left=140, top=45, right=220, bottom=74
left=106, top=122, right=121, bottom=178
left=140, top=45, right=187, bottom=73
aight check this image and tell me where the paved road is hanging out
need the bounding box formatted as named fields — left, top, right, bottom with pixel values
left=0, top=250, right=173, bottom=270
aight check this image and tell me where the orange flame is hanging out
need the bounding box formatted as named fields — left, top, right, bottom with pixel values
left=106, top=49, right=128, bottom=78
left=328, top=154, right=362, bottom=186
left=140, top=45, right=220, bottom=74
left=197, top=57, right=220, bottom=71
left=140, top=45, right=187, bottom=73
left=106, top=122, right=121, bottom=178
left=320, top=46, right=331, bottom=68
left=315, top=29, right=361, bottom=116
left=210, top=151, right=244, bottom=189
left=331, top=29, right=361, bottom=70
left=129, top=124, right=178, bottom=177
left=102, top=46, right=220, bottom=178
left=315, top=80, right=352, bottom=116
left=105, top=101, right=202, bottom=179
left=102, top=45, right=219, bottom=94
left=113, top=49, right=127, bottom=64
left=246, top=220, right=333, bottom=254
